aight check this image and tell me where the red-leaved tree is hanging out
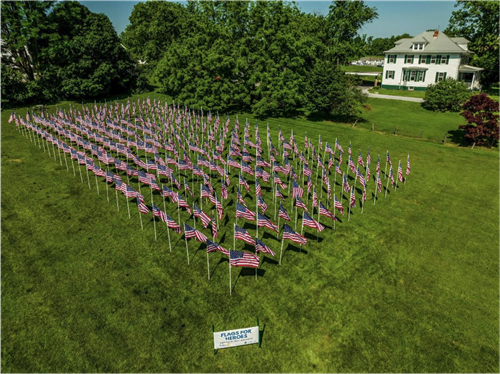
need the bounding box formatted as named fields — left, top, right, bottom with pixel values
left=459, top=93, right=499, bottom=148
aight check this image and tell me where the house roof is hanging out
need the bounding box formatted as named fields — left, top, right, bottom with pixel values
left=385, top=31, right=470, bottom=54
left=459, top=65, right=484, bottom=72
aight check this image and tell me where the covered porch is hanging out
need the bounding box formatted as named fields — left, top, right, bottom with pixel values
left=458, top=65, right=484, bottom=90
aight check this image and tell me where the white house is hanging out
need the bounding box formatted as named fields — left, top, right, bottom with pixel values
left=382, top=30, right=483, bottom=91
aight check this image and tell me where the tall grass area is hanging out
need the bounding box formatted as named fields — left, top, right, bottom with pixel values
left=2, top=94, right=498, bottom=372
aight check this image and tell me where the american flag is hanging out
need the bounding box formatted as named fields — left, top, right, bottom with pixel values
left=357, top=150, right=365, bottom=167
left=398, top=160, right=403, bottom=182
left=162, top=184, right=173, bottom=198
left=343, top=175, right=350, bottom=193
left=256, top=237, right=275, bottom=256
left=201, top=185, right=212, bottom=199
left=166, top=214, right=182, bottom=233
left=376, top=172, right=382, bottom=192
left=348, top=155, right=356, bottom=173
left=279, top=203, right=291, bottom=221
left=239, top=175, right=250, bottom=192
left=257, top=213, right=278, bottom=232
left=241, top=161, right=253, bottom=176
left=198, top=156, right=210, bottom=168
left=336, top=139, right=344, bottom=154
left=211, top=215, right=218, bottom=238
left=236, top=187, right=246, bottom=206
left=215, top=193, right=223, bottom=220
left=138, top=170, right=149, bottom=184
left=386, top=151, right=392, bottom=166
left=319, top=201, right=337, bottom=220
left=221, top=181, right=228, bottom=200
left=334, top=195, right=344, bottom=215
left=307, top=175, right=312, bottom=194
left=124, top=185, right=138, bottom=198
left=178, top=194, right=192, bottom=214
left=366, top=166, right=371, bottom=181
left=206, top=240, right=229, bottom=255
left=242, top=151, right=254, bottom=162
left=362, top=186, right=367, bottom=202
left=236, top=202, right=255, bottom=221
left=357, top=167, right=366, bottom=187
left=366, top=148, right=371, bottom=165
left=350, top=186, right=356, bottom=207
left=292, top=180, right=304, bottom=198
left=303, top=164, right=313, bottom=177
left=406, top=155, right=411, bottom=176
left=256, top=156, right=271, bottom=168
left=302, top=212, right=325, bottom=232
left=255, top=180, right=262, bottom=196
left=274, top=173, right=287, bottom=189
left=295, top=196, right=309, bottom=212
left=328, top=153, right=334, bottom=170
left=338, top=152, right=343, bottom=166
left=230, top=249, right=260, bottom=268
left=255, top=167, right=270, bottom=181
left=137, top=200, right=149, bottom=214
left=275, top=186, right=284, bottom=200
left=152, top=203, right=166, bottom=221
left=282, top=224, right=307, bottom=245
left=146, top=158, right=158, bottom=170
left=193, top=203, right=211, bottom=228
left=227, top=156, right=240, bottom=168
left=376, top=156, right=381, bottom=174
left=325, top=142, right=333, bottom=154
left=234, top=225, right=254, bottom=245
left=257, top=195, right=268, bottom=214
left=335, top=162, right=342, bottom=176
left=184, top=223, right=207, bottom=243
left=273, top=161, right=287, bottom=174
left=389, top=167, right=395, bottom=185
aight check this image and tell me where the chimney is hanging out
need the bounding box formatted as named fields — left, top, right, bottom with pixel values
left=433, top=30, right=439, bottom=38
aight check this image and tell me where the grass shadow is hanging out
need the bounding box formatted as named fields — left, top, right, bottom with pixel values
left=239, top=267, right=266, bottom=278
left=262, top=231, right=280, bottom=243
left=262, top=256, right=279, bottom=266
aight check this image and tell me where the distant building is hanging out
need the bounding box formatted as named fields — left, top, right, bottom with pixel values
left=382, top=30, right=483, bottom=91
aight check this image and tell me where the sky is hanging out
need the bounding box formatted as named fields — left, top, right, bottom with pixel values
left=80, top=1, right=457, bottom=38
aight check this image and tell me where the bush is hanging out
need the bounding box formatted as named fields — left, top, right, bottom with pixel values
left=459, top=93, right=499, bottom=148
left=423, top=78, right=471, bottom=112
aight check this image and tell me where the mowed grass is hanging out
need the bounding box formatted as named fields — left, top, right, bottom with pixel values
left=369, top=87, right=427, bottom=99
left=2, top=94, right=499, bottom=372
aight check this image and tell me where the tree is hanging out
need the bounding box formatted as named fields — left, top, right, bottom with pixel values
left=423, top=78, right=471, bottom=112
left=1, top=1, right=55, bottom=82
left=46, top=2, right=137, bottom=99
left=445, top=1, right=500, bottom=87
left=366, top=33, right=412, bottom=56
left=326, top=0, right=378, bottom=64
left=120, top=1, right=188, bottom=73
left=459, top=94, right=499, bottom=148
left=304, top=60, right=366, bottom=121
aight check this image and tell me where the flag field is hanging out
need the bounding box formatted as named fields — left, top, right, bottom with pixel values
left=2, top=94, right=498, bottom=372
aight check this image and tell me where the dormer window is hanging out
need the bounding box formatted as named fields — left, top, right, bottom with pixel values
left=412, top=43, right=424, bottom=51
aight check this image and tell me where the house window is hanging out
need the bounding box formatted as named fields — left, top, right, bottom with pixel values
left=435, top=72, right=447, bottom=82
left=410, top=71, right=416, bottom=81
left=412, top=43, right=424, bottom=51
left=385, top=70, right=395, bottom=79
left=406, top=55, right=414, bottom=64
left=387, top=55, right=397, bottom=63
left=430, top=55, right=437, bottom=64
left=441, top=55, right=449, bottom=64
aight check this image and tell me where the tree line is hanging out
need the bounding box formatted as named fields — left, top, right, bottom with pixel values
left=2, top=0, right=497, bottom=118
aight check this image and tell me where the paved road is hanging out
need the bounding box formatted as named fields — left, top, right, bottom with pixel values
left=360, top=86, right=425, bottom=103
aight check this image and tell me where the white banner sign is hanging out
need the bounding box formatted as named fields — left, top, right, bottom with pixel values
left=213, top=326, right=259, bottom=349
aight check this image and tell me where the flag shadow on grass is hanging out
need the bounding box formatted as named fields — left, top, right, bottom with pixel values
left=262, top=232, right=280, bottom=243
left=243, top=222, right=257, bottom=231
left=190, top=242, right=206, bottom=262
left=285, top=243, right=308, bottom=255
left=232, top=267, right=267, bottom=292
left=262, top=256, right=279, bottom=266
left=303, top=232, right=324, bottom=242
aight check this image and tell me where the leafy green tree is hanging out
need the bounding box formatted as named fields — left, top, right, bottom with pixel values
left=445, top=1, right=500, bottom=87
left=366, top=33, right=412, bottom=56
left=45, top=2, right=136, bottom=99
left=423, top=78, right=471, bottom=112
left=1, top=1, right=55, bottom=82
left=120, top=1, right=188, bottom=73
left=326, top=0, right=378, bottom=65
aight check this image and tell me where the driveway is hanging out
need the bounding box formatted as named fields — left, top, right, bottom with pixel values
left=360, top=86, right=425, bottom=103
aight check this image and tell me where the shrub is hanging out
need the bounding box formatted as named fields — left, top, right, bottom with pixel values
left=423, top=78, right=471, bottom=112
left=459, top=93, right=499, bottom=148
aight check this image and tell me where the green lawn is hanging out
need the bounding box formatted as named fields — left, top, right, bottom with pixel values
left=2, top=93, right=498, bottom=372
left=369, top=87, right=426, bottom=99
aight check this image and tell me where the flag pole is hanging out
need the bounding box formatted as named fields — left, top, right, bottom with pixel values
left=185, top=230, right=190, bottom=265
left=384, top=150, right=388, bottom=179
left=138, top=201, right=144, bottom=230
left=384, top=171, right=390, bottom=198
left=348, top=187, right=352, bottom=222
left=229, top=248, right=232, bottom=296
left=207, top=247, right=210, bottom=280
left=317, top=202, right=320, bottom=242
left=374, top=175, right=378, bottom=205
left=233, top=223, right=236, bottom=254
left=279, top=238, right=284, bottom=265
